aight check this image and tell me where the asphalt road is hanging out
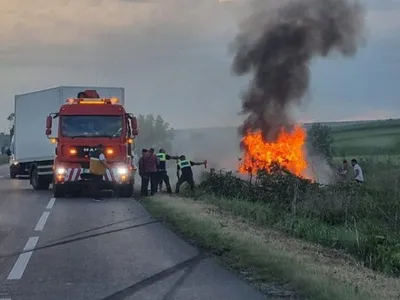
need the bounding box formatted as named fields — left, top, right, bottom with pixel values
left=0, top=164, right=266, bottom=300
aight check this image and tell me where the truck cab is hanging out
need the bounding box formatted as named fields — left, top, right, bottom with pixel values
left=45, top=90, right=138, bottom=197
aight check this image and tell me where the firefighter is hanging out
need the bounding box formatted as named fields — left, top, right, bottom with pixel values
left=156, top=149, right=173, bottom=193
left=89, top=144, right=111, bottom=202
left=175, top=155, right=206, bottom=194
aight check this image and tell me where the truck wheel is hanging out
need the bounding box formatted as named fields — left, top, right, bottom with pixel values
left=53, top=184, right=65, bottom=198
left=31, top=168, right=50, bottom=190
left=118, top=183, right=134, bottom=198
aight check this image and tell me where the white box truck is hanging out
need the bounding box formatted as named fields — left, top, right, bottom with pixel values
left=10, top=86, right=125, bottom=191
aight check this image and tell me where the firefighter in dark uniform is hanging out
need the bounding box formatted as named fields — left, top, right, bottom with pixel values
left=156, top=149, right=174, bottom=193
left=89, top=144, right=110, bottom=202
left=175, top=155, right=206, bottom=194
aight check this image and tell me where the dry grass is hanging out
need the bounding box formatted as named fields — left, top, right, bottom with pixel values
left=143, top=194, right=400, bottom=300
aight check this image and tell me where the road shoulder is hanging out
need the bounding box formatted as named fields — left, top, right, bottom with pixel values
left=143, top=194, right=399, bottom=300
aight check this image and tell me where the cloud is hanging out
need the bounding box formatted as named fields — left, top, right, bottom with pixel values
left=1, top=0, right=398, bottom=66
left=0, top=0, right=399, bottom=132
left=0, top=0, right=236, bottom=58
left=0, top=0, right=246, bottom=129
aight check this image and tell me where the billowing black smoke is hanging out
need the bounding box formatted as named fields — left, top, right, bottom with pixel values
left=231, top=0, right=365, bottom=142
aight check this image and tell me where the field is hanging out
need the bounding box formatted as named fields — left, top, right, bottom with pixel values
left=330, top=119, right=400, bottom=188
left=330, top=119, right=400, bottom=156
left=144, top=118, right=400, bottom=300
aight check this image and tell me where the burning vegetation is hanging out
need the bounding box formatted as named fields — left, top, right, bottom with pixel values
left=231, top=0, right=365, bottom=178
left=238, top=125, right=308, bottom=178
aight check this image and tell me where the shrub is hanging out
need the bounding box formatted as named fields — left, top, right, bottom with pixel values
left=195, top=158, right=400, bottom=275
left=308, top=123, right=334, bottom=162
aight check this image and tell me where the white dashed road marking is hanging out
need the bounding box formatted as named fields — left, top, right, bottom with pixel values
left=7, top=196, right=56, bottom=281
left=46, top=197, right=56, bottom=209
left=7, top=237, right=39, bottom=280
left=34, top=211, right=50, bottom=231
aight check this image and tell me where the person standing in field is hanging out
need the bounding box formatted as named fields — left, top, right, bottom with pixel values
left=338, top=159, right=350, bottom=181
left=351, top=159, right=364, bottom=184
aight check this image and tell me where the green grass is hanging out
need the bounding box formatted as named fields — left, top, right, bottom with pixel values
left=143, top=195, right=382, bottom=300
left=331, top=155, right=400, bottom=188
left=334, top=135, right=398, bottom=148
left=329, top=120, right=400, bottom=156
left=330, top=119, right=400, bottom=133
left=332, top=129, right=400, bottom=143
left=197, top=159, right=400, bottom=276
left=333, top=155, right=400, bottom=164
left=332, top=136, right=400, bottom=156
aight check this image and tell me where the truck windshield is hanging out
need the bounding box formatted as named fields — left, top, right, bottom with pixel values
left=61, top=116, right=123, bottom=138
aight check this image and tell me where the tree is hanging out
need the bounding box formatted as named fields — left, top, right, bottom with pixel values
left=7, top=113, right=15, bottom=136
left=307, top=123, right=334, bottom=163
left=135, top=114, right=174, bottom=152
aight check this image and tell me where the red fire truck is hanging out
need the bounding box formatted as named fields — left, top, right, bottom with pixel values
left=45, top=89, right=138, bottom=197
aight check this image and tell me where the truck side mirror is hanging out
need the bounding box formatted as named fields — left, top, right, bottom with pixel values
left=46, top=115, right=52, bottom=128
left=46, top=116, right=52, bottom=136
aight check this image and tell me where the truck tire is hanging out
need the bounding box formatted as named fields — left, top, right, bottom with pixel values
left=31, top=167, right=50, bottom=190
left=118, top=183, right=134, bottom=198
left=53, top=183, right=66, bottom=198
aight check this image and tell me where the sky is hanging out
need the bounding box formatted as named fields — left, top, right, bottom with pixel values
left=0, top=0, right=399, bottom=131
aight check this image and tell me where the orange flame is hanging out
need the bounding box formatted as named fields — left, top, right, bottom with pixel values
left=238, top=125, right=308, bottom=178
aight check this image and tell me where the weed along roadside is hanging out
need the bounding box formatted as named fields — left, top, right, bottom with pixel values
left=143, top=195, right=396, bottom=300
left=142, top=157, right=400, bottom=300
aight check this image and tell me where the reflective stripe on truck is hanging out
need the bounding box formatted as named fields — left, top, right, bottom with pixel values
left=63, top=168, right=117, bottom=182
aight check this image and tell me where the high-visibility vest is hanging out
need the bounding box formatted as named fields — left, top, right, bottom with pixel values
left=178, top=159, right=190, bottom=169
left=89, top=150, right=107, bottom=175
left=157, top=153, right=166, bottom=161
